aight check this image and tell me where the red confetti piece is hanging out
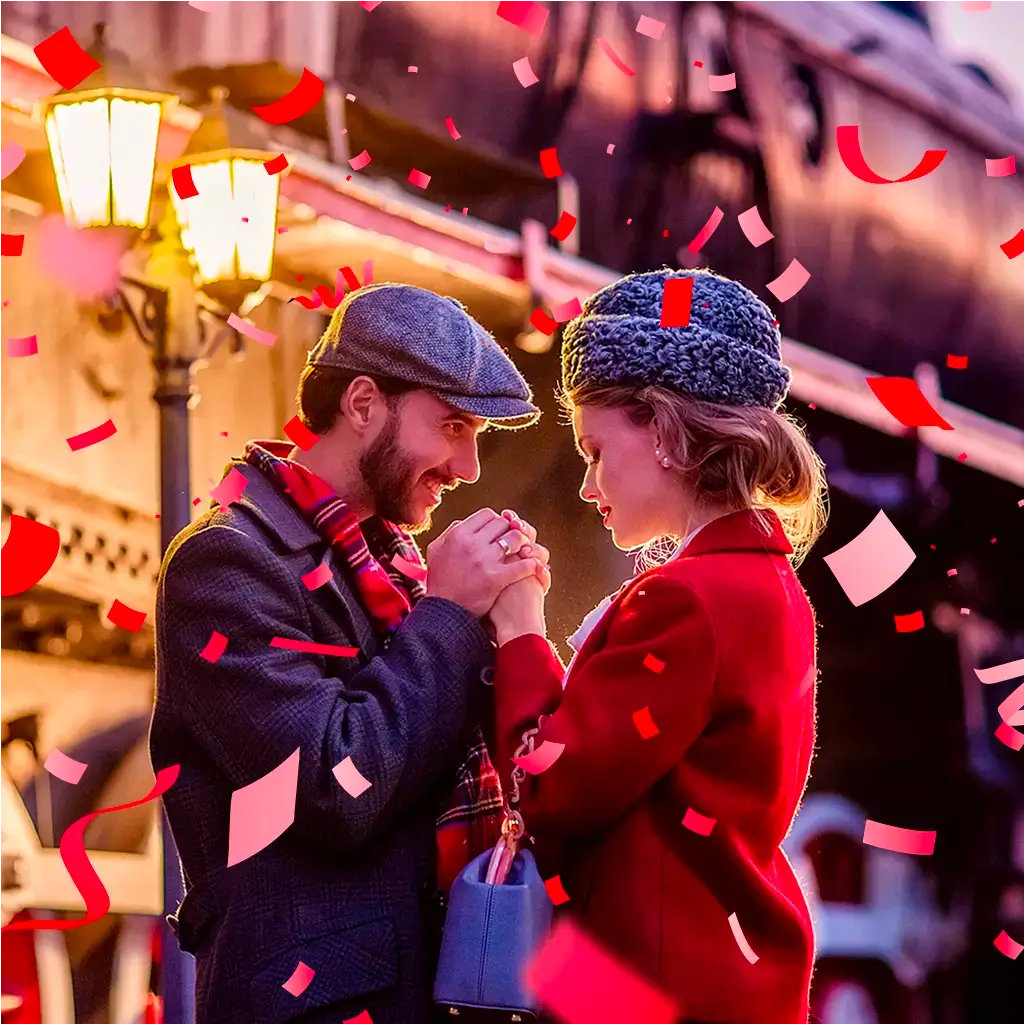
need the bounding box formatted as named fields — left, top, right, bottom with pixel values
left=866, top=377, right=953, bottom=429
left=284, top=415, right=320, bottom=451
left=512, top=57, right=539, bottom=88
left=974, top=659, right=1024, bottom=685
left=823, top=510, right=916, bottom=607
left=1, top=142, right=26, bottom=180
left=681, top=807, right=716, bottom=836
left=107, top=599, right=147, bottom=632
left=200, top=630, right=228, bottom=663
left=264, top=153, right=288, bottom=175
left=766, top=258, right=811, bottom=302
left=596, top=37, right=636, bottom=76
left=836, top=125, right=946, bottom=184
left=445, top=116, right=461, bottom=140
left=551, top=297, right=582, bottom=322
left=252, top=68, right=324, bottom=125
left=693, top=60, right=703, bottom=68
left=550, top=211, right=577, bottom=241
left=343, top=1014, right=374, bottom=1024
left=993, top=930, right=1023, bottom=959
left=957, top=452, right=968, bottom=462
left=1, top=765, right=179, bottom=933
left=660, top=277, right=693, bottom=327
left=945, top=354, right=968, bottom=369
left=333, top=756, right=373, bottom=797
left=359, top=0, right=382, bottom=9
left=643, top=652, right=665, bottom=673
left=391, top=553, right=428, bottom=581
left=171, top=164, right=198, bottom=200
left=497, top=1, right=549, bottom=36
left=210, top=467, right=249, bottom=507
left=708, top=73, right=737, bottom=92
left=349, top=149, right=372, bottom=171
left=635, top=15, right=665, bottom=39
left=737, top=205, right=774, bottom=247
left=302, top=560, right=334, bottom=591
left=863, top=819, right=936, bottom=855
left=5, top=334, right=38, bottom=358
left=545, top=875, right=571, bottom=905
left=894, top=610, right=925, bottom=632
left=227, top=312, right=277, bottom=346
left=995, top=722, right=1024, bottom=752
left=529, top=308, right=558, bottom=335
left=2, top=233, right=24, bottom=256
left=44, top=748, right=88, bottom=785
left=632, top=707, right=660, bottom=739
left=512, top=740, right=565, bottom=775
left=33, top=26, right=101, bottom=90
left=192, top=497, right=202, bottom=507
left=269, top=637, right=360, bottom=657
left=67, top=418, right=117, bottom=451
left=539, top=147, right=563, bottom=178
left=985, top=155, right=1015, bottom=177
left=408, top=168, right=431, bottom=189
left=282, top=961, right=315, bottom=996
left=686, top=206, right=724, bottom=253
left=227, top=748, right=300, bottom=867
left=999, top=228, right=1024, bottom=259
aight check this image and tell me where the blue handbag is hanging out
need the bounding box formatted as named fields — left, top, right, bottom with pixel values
left=434, top=721, right=553, bottom=1021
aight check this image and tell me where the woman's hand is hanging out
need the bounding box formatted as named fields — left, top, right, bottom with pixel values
left=488, top=510, right=551, bottom=645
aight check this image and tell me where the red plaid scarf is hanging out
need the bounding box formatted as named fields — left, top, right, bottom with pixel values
left=244, top=441, right=504, bottom=891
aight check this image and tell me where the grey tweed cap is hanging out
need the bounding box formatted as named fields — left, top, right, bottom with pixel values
left=561, top=268, right=791, bottom=410
left=307, top=282, right=540, bottom=428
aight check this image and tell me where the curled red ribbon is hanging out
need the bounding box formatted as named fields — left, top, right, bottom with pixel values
left=836, top=125, right=946, bottom=184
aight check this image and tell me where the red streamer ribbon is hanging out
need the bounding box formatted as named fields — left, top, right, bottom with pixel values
left=836, top=125, right=946, bottom=184
left=252, top=69, right=325, bottom=125
left=596, top=37, right=636, bottom=77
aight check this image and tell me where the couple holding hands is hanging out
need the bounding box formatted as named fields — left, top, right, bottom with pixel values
left=152, top=268, right=827, bottom=1023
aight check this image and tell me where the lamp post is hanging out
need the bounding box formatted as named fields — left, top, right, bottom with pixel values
left=38, top=27, right=281, bottom=1024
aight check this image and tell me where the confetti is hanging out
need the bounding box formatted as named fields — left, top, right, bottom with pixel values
left=894, top=611, right=924, bottom=633
left=227, top=748, right=300, bottom=867
left=660, top=277, right=693, bottom=327
left=539, top=147, right=563, bottom=178
left=1, top=515, right=61, bottom=597
left=391, top=553, right=428, bottom=581
left=269, top=637, right=360, bottom=657
left=693, top=60, right=704, bottom=68
left=641, top=653, right=666, bottom=675
left=264, top=153, right=288, bottom=175
left=682, top=808, right=716, bottom=836
left=947, top=568, right=958, bottom=576
left=0, top=142, right=26, bottom=180
left=485, top=238, right=515, bottom=254
left=513, top=740, right=565, bottom=775
left=863, top=819, right=936, bottom=855
left=282, top=961, right=315, bottom=996
left=727, top=913, right=759, bottom=963
left=945, top=354, right=968, bottom=369
left=67, top=418, right=117, bottom=451
left=550, top=211, right=577, bottom=241
left=302, top=560, right=334, bottom=591
left=44, top=748, right=89, bottom=785
left=993, top=930, right=1022, bottom=959
left=985, top=155, right=1016, bottom=177
left=545, top=875, right=571, bottom=905
left=766, top=258, right=811, bottom=302
left=292, top=267, right=346, bottom=310
left=961, top=1, right=991, bottom=9
left=344, top=1014, right=373, bottom=1024
left=995, top=722, right=1024, bottom=751
left=210, top=467, right=248, bottom=507
left=445, top=116, right=461, bottom=140
left=252, top=68, right=324, bottom=125
left=332, top=756, right=373, bottom=798
left=975, top=659, right=1024, bottom=685
left=836, top=125, right=946, bottom=184
left=823, top=510, right=916, bottom=607
left=188, top=1, right=222, bottom=10
left=408, top=168, right=431, bottom=189
left=709, top=73, right=737, bottom=92
left=529, top=308, right=558, bottom=335
left=106, top=599, right=147, bottom=632
left=408, top=66, right=418, bottom=73
left=200, top=630, right=228, bottom=663
left=171, top=164, right=199, bottom=200
left=632, top=707, right=660, bottom=739
left=865, top=377, right=953, bottom=429
left=1, top=765, right=179, bottom=933
left=552, top=297, right=582, bottom=322
left=5, top=335, right=38, bottom=358
left=2, top=234, right=24, bottom=257
left=635, top=15, right=665, bottom=39
left=497, top=1, right=549, bottom=36
left=686, top=206, right=724, bottom=253
left=359, top=0, right=383, bottom=9
left=606, top=143, right=615, bottom=155
left=525, top=919, right=679, bottom=1024
left=227, top=312, right=277, bottom=346
left=33, top=26, right=101, bottom=90
left=363, top=259, right=374, bottom=284
left=512, top=57, right=540, bottom=88
left=1000, top=229, right=1024, bottom=259
left=997, top=681, right=1024, bottom=726
left=737, top=205, right=774, bottom=247
left=596, top=37, right=636, bottom=77
left=284, top=415, right=320, bottom=451
left=349, top=149, right=373, bottom=171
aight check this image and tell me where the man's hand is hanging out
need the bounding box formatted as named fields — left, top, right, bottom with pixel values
left=500, top=509, right=550, bottom=577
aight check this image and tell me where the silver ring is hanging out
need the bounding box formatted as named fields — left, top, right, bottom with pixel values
left=496, top=536, right=511, bottom=558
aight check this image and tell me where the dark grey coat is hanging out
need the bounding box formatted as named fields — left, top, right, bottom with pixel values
left=150, top=458, right=495, bottom=1023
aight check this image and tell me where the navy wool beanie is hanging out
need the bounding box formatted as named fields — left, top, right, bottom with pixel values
left=561, top=268, right=791, bottom=410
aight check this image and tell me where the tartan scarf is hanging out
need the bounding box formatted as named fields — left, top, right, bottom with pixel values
left=243, top=441, right=504, bottom=891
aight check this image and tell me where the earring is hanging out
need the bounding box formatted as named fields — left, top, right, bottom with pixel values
left=661, top=457, right=671, bottom=468
left=654, top=448, right=662, bottom=458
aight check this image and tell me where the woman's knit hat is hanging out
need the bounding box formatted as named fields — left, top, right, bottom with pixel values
left=561, top=268, right=791, bottom=410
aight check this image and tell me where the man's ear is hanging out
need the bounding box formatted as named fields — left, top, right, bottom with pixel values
left=341, top=376, right=387, bottom=433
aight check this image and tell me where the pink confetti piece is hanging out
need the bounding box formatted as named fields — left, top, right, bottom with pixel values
left=947, top=568, right=958, bottom=576
left=894, top=610, right=924, bottom=632
left=200, top=630, right=228, bottom=663
left=737, top=205, right=774, bottom=247
left=349, top=149, right=372, bottom=171
left=513, top=57, right=539, bottom=88
left=106, top=599, right=147, bottom=632
left=282, top=961, right=315, bottom=996
left=635, top=15, right=665, bottom=40
left=359, top=0, right=383, bottom=9
left=766, top=258, right=811, bottom=302
left=497, top=1, right=549, bottom=36
left=545, top=874, right=571, bottom=905
left=865, top=377, right=953, bottom=429
left=596, top=37, right=636, bottom=77
left=227, top=312, right=277, bottom=346
left=269, top=637, right=360, bottom=658
left=863, top=819, right=936, bottom=855
left=961, top=1, right=991, bottom=9
left=513, top=740, right=565, bottom=775
left=525, top=919, right=679, bottom=1024
left=975, top=659, right=1024, bottom=685
left=1, top=142, right=26, bottom=180
left=993, top=930, right=1023, bottom=959
left=552, top=297, right=582, bottom=322
left=445, top=116, right=461, bottom=140
left=995, top=721, right=1024, bottom=751
left=632, top=707, right=660, bottom=739
left=188, top=1, right=222, bottom=10
left=408, top=168, right=431, bottom=189
left=997, top=681, right=1024, bottom=726
left=227, top=748, right=300, bottom=867
left=209, top=467, right=248, bottom=507
left=682, top=808, right=716, bottom=836
left=823, top=510, right=916, bottom=607
left=301, top=560, right=334, bottom=591
left=344, top=1013, right=374, bottom=1024
left=5, top=334, right=38, bottom=358
left=391, top=553, right=427, bottom=581
left=407, top=66, right=418, bottom=73
left=67, top=419, right=117, bottom=451
left=332, top=756, right=372, bottom=797
left=709, top=73, right=737, bottom=92
left=728, top=913, right=759, bottom=963
left=686, top=206, right=724, bottom=253
left=44, top=748, right=88, bottom=785
left=985, top=155, right=1016, bottom=177
left=606, top=143, right=615, bottom=155
left=643, top=652, right=665, bottom=674
left=363, top=259, right=374, bottom=284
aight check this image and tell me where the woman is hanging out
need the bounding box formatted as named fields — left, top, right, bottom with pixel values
left=489, top=268, right=827, bottom=1023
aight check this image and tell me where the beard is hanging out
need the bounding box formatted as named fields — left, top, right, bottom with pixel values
left=358, top=408, right=434, bottom=533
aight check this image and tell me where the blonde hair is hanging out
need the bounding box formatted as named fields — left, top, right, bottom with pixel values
left=557, top=382, right=828, bottom=568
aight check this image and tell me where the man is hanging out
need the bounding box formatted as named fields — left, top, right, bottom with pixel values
left=150, top=284, right=549, bottom=1023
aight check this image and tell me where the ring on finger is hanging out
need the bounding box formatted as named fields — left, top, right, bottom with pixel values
left=496, top=536, right=512, bottom=558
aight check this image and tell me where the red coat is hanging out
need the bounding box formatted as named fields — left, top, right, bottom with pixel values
left=495, top=509, right=817, bottom=1023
